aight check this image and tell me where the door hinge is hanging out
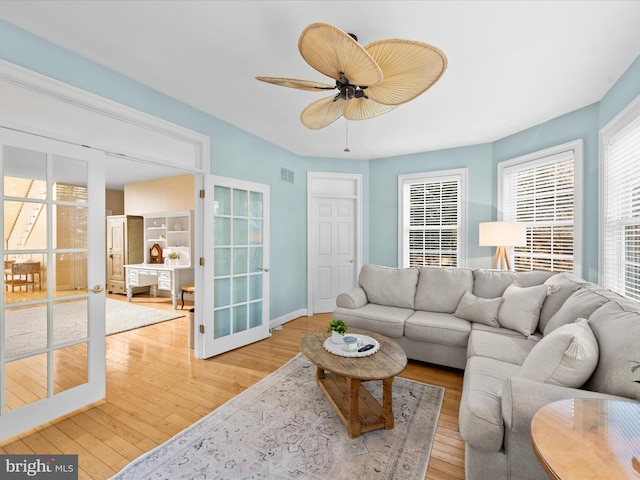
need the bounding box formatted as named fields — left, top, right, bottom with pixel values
left=200, top=189, right=205, bottom=198
left=199, top=257, right=205, bottom=266
left=199, top=324, right=205, bottom=334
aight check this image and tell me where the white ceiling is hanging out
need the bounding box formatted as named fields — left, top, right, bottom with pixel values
left=1, top=1, right=640, bottom=161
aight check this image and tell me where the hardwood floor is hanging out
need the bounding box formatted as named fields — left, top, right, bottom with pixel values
left=1, top=294, right=465, bottom=479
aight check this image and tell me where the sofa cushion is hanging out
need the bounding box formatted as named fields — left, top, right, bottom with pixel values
left=518, top=318, right=599, bottom=388
left=334, top=304, right=412, bottom=338
left=358, top=264, right=419, bottom=309
left=459, top=356, right=520, bottom=452
left=453, top=291, right=501, bottom=327
left=583, top=300, right=640, bottom=401
left=415, top=267, right=474, bottom=313
left=467, top=329, right=537, bottom=365
left=543, top=287, right=610, bottom=335
left=472, top=269, right=517, bottom=298
left=515, top=270, right=555, bottom=287
left=498, top=284, right=549, bottom=337
left=405, top=311, right=471, bottom=347
left=538, top=273, right=591, bottom=333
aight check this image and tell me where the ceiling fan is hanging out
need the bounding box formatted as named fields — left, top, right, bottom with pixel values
left=256, top=22, right=447, bottom=130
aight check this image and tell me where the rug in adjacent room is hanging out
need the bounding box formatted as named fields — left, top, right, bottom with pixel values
left=5, top=298, right=184, bottom=357
left=111, top=353, right=444, bottom=480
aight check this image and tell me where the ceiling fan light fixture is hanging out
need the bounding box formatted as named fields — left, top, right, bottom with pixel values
left=257, top=22, right=447, bottom=129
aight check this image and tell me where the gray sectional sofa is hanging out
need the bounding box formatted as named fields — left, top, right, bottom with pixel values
left=333, top=264, right=640, bottom=480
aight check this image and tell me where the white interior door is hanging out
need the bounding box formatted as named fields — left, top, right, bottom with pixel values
left=311, top=197, right=356, bottom=313
left=307, top=172, right=361, bottom=315
left=0, top=128, right=105, bottom=441
left=199, top=175, right=270, bottom=358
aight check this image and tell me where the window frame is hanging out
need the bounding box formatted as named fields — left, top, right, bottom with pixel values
left=599, top=94, right=640, bottom=299
left=397, top=168, right=467, bottom=268
left=497, top=140, right=583, bottom=276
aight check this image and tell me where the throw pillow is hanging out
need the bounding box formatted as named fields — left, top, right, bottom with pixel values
left=537, top=273, right=590, bottom=334
left=498, top=283, right=549, bottom=337
left=518, top=318, right=599, bottom=387
left=542, top=287, right=609, bottom=336
left=453, top=290, right=502, bottom=327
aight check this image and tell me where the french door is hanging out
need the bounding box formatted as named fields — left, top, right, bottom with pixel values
left=0, top=128, right=105, bottom=441
left=200, top=175, right=270, bottom=358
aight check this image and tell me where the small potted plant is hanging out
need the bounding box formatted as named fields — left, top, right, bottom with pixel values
left=165, top=251, right=180, bottom=265
left=327, top=318, right=348, bottom=344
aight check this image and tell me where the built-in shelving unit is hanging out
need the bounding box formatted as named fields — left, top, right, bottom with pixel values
left=143, top=211, right=193, bottom=266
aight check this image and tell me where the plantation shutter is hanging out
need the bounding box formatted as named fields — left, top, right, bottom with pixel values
left=602, top=115, right=640, bottom=300
left=503, top=152, right=575, bottom=272
left=405, top=175, right=461, bottom=267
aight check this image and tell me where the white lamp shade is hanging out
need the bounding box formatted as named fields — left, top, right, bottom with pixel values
left=479, top=221, right=527, bottom=247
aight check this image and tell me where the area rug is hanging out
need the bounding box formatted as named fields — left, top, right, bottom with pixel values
left=111, top=353, right=444, bottom=480
left=5, top=298, right=184, bottom=357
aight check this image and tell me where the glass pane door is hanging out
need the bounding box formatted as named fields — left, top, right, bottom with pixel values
left=0, top=128, right=105, bottom=441
left=201, top=175, right=269, bottom=358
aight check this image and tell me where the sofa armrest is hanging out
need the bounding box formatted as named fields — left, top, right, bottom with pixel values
left=502, top=376, right=626, bottom=434
left=336, top=286, right=368, bottom=309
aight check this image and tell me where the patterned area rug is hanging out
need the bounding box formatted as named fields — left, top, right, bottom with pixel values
left=5, top=298, right=184, bottom=357
left=111, top=353, right=444, bottom=480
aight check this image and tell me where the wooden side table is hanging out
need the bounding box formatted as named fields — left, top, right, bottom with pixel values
left=531, top=398, right=640, bottom=479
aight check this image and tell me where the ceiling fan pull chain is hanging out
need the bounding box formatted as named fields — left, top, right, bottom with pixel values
left=344, top=119, right=350, bottom=153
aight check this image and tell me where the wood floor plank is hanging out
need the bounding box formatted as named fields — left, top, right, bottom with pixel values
left=1, top=294, right=466, bottom=479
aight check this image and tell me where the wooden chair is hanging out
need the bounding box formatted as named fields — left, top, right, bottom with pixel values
left=181, top=283, right=195, bottom=309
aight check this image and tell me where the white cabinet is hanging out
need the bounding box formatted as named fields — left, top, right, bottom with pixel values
left=106, top=215, right=145, bottom=294
left=143, top=211, right=193, bottom=266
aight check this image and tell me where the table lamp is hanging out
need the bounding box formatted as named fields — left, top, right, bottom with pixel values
left=479, top=221, right=527, bottom=270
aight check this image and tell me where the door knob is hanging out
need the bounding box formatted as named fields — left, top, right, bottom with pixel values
left=92, top=285, right=104, bottom=293
left=257, top=267, right=270, bottom=272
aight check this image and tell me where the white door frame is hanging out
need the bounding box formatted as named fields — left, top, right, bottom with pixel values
left=307, top=172, right=362, bottom=316
left=0, top=59, right=212, bottom=435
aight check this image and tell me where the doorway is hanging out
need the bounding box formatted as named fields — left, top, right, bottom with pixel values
left=0, top=59, right=209, bottom=440
left=307, top=172, right=362, bottom=315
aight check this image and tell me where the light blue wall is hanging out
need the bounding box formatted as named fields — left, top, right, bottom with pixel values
left=368, top=143, right=494, bottom=268
left=492, top=104, right=600, bottom=281
left=493, top=54, right=640, bottom=283
left=1, top=19, right=639, bottom=316
left=0, top=19, right=369, bottom=319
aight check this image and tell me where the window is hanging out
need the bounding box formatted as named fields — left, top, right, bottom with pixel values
left=600, top=96, right=640, bottom=300
left=398, top=169, right=466, bottom=268
left=498, top=140, right=583, bottom=275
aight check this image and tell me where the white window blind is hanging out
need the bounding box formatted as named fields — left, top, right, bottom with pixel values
left=501, top=149, right=577, bottom=273
left=399, top=170, right=466, bottom=268
left=601, top=113, right=640, bottom=301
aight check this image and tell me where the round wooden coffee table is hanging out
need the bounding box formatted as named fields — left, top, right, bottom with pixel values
left=300, top=328, right=407, bottom=438
left=531, top=398, right=640, bottom=479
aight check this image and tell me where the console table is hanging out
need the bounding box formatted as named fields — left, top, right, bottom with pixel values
left=125, top=264, right=194, bottom=310
left=531, top=398, right=640, bottom=479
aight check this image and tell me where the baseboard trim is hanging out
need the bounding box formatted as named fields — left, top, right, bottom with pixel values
left=270, top=309, right=307, bottom=330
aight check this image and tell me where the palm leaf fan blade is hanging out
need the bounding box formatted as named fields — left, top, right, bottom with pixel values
left=364, top=39, right=447, bottom=106
left=255, top=76, right=335, bottom=91
left=301, top=96, right=348, bottom=129
left=343, top=97, right=397, bottom=121
left=298, top=22, right=383, bottom=87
